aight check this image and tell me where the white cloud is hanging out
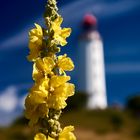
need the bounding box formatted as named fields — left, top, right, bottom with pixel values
left=0, top=28, right=29, bottom=50
left=0, top=0, right=139, bottom=50
left=92, top=0, right=140, bottom=18
left=0, top=85, right=29, bottom=126
left=60, top=0, right=140, bottom=20
left=0, top=86, right=18, bottom=112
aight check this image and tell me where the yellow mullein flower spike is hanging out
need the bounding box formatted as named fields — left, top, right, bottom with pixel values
left=25, top=0, right=76, bottom=139
left=51, top=16, right=71, bottom=46
left=57, top=54, right=74, bottom=71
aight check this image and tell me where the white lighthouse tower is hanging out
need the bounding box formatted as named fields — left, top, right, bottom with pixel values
left=78, top=14, right=107, bottom=109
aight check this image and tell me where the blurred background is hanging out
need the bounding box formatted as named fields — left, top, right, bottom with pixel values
left=1, top=0, right=140, bottom=139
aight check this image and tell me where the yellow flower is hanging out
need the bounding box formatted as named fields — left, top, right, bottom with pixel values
left=25, top=79, right=49, bottom=125
left=34, top=133, right=46, bottom=140
left=29, top=23, right=43, bottom=45
left=25, top=102, right=49, bottom=126
left=48, top=75, right=75, bottom=110
left=34, top=126, right=76, bottom=140
left=24, top=75, right=74, bottom=124
left=58, top=126, right=76, bottom=140
left=28, top=23, right=43, bottom=61
left=27, top=44, right=41, bottom=61
left=51, top=16, right=71, bottom=46
left=33, top=57, right=55, bottom=82
left=29, top=78, right=49, bottom=104
left=49, top=75, right=70, bottom=89
left=57, top=54, right=74, bottom=72
left=48, top=83, right=75, bottom=110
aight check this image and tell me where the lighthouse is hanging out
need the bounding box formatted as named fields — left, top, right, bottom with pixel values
left=78, top=14, right=107, bottom=109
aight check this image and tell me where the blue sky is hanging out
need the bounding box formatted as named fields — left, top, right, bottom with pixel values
left=0, top=0, right=140, bottom=126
